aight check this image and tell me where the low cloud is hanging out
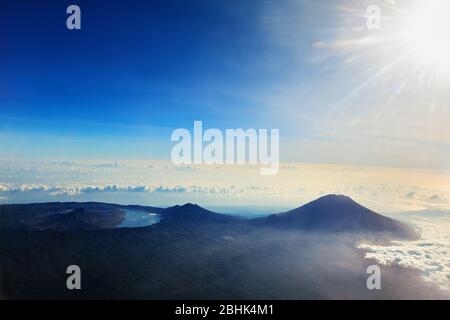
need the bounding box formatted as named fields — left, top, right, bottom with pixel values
left=426, top=194, right=447, bottom=204
left=1, top=160, right=450, bottom=211
left=405, top=192, right=416, bottom=199
left=358, top=215, right=450, bottom=290
left=0, top=183, right=282, bottom=198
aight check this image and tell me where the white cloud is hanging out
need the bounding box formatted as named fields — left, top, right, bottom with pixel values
left=359, top=214, right=450, bottom=290
left=1, top=160, right=450, bottom=210
left=426, top=194, right=447, bottom=204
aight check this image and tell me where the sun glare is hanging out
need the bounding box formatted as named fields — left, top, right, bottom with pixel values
left=405, top=0, right=450, bottom=71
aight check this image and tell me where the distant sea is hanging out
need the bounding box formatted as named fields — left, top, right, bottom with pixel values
left=205, top=206, right=291, bottom=219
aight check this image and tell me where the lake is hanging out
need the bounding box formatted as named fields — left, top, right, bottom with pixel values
left=117, top=209, right=160, bottom=228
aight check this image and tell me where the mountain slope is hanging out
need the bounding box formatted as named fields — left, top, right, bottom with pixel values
left=160, top=203, right=236, bottom=224
left=257, top=194, right=416, bottom=238
left=0, top=202, right=163, bottom=230
left=35, top=208, right=125, bottom=231
left=0, top=197, right=415, bottom=238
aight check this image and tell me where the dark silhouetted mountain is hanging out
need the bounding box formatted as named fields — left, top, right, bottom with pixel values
left=160, top=203, right=236, bottom=224
left=0, top=196, right=441, bottom=300
left=0, top=202, right=163, bottom=230
left=35, top=207, right=125, bottom=231
left=0, top=197, right=415, bottom=237
left=257, top=194, right=416, bottom=238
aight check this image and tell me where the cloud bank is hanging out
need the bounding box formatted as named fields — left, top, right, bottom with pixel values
left=359, top=213, right=450, bottom=290
left=1, top=159, right=450, bottom=211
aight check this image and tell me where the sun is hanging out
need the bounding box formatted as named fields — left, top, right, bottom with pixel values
left=404, top=0, right=450, bottom=71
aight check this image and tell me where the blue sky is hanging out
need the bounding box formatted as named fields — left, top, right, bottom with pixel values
left=1, top=0, right=450, bottom=169
left=0, top=0, right=333, bottom=160
left=1, top=1, right=295, bottom=131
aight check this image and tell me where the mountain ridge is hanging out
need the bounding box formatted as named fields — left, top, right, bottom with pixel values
left=255, top=194, right=416, bottom=238
left=0, top=194, right=416, bottom=238
left=159, top=203, right=237, bottom=224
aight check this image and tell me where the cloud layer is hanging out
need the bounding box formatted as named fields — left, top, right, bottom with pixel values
left=1, top=159, right=450, bottom=211
left=359, top=213, right=450, bottom=290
